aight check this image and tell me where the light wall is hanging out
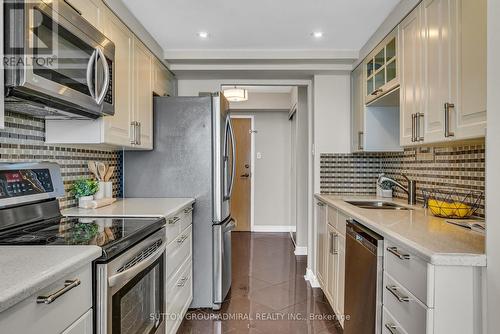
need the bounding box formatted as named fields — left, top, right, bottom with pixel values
left=486, top=0, right=500, bottom=331
left=313, top=74, right=351, bottom=193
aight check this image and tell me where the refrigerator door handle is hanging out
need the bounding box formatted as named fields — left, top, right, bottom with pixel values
left=227, top=117, right=236, bottom=199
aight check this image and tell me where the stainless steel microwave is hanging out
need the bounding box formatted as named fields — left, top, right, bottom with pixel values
left=4, top=0, right=115, bottom=119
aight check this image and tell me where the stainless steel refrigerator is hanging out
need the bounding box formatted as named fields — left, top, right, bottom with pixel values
left=123, top=93, right=235, bottom=309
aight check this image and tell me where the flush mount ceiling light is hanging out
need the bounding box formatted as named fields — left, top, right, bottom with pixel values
left=312, top=31, right=324, bottom=38
left=197, top=31, right=209, bottom=38
left=223, top=87, right=249, bottom=102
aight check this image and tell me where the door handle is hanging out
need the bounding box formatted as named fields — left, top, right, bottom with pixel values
left=385, top=323, right=402, bottom=334
left=240, top=173, right=250, bottom=178
left=228, top=118, right=236, bottom=198
left=444, top=102, right=455, bottom=137
left=386, top=285, right=411, bottom=302
left=86, top=50, right=97, bottom=100
left=36, top=279, right=81, bottom=304
left=95, top=48, right=110, bottom=105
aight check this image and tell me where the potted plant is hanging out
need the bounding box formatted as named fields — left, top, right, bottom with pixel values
left=70, top=179, right=99, bottom=208
left=377, top=180, right=394, bottom=198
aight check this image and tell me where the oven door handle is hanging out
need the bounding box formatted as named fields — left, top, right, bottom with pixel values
left=108, top=243, right=166, bottom=288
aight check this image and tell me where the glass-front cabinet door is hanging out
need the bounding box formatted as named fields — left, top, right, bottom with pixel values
left=364, top=28, right=400, bottom=104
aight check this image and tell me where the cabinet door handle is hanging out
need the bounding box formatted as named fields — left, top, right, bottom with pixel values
left=168, top=216, right=180, bottom=225
left=358, top=131, right=364, bottom=150
left=177, top=235, right=187, bottom=244
left=371, top=88, right=383, bottom=96
left=411, top=114, right=416, bottom=142
left=317, top=202, right=325, bottom=207
left=385, top=323, right=401, bottom=334
left=333, top=233, right=339, bottom=255
left=130, top=122, right=136, bottom=145
left=329, top=232, right=334, bottom=255
left=137, top=122, right=142, bottom=146
left=184, top=207, right=194, bottom=214
left=416, top=113, right=424, bottom=142
left=387, top=246, right=411, bottom=260
left=386, top=285, right=411, bottom=302
left=36, top=279, right=81, bottom=304
left=444, top=102, right=455, bottom=138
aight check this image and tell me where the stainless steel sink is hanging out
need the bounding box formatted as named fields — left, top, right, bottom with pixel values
left=345, top=200, right=413, bottom=210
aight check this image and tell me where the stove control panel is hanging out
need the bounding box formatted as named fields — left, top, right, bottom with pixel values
left=0, top=169, right=54, bottom=198
left=0, top=163, right=64, bottom=207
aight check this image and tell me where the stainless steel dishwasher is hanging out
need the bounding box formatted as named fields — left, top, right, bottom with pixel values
left=344, top=220, right=384, bottom=334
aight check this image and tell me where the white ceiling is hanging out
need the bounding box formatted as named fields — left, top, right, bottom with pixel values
left=121, top=0, right=399, bottom=55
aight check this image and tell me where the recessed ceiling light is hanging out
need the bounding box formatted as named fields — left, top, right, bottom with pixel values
left=312, top=31, right=324, bottom=38
left=198, top=31, right=209, bottom=38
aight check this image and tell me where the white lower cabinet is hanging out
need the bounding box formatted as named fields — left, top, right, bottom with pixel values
left=61, top=310, right=93, bottom=334
left=0, top=264, right=93, bottom=334
left=316, top=203, right=347, bottom=327
left=165, top=203, right=193, bottom=334
left=383, top=239, right=483, bottom=334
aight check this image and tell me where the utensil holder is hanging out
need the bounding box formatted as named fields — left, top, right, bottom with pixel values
left=94, top=182, right=106, bottom=200
left=103, top=181, right=113, bottom=198
left=78, top=195, right=94, bottom=208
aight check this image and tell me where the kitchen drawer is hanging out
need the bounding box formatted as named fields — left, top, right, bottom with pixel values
left=166, top=225, right=192, bottom=280
left=0, top=264, right=92, bottom=334
left=382, top=306, right=409, bottom=334
left=383, top=273, right=433, bottom=334
left=384, top=240, right=433, bottom=306
left=167, top=257, right=193, bottom=334
left=327, top=206, right=337, bottom=228
left=179, top=204, right=193, bottom=232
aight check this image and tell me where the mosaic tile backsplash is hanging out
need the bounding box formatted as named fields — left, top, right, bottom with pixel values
left=0, top=112, right=123, bottom=209
left=320, top=143, right=485, bottom=215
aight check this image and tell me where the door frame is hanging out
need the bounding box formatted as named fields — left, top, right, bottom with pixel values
left=230, top=115, right=255, bottom=232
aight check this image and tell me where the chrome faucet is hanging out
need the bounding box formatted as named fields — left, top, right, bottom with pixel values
left=378, top=173, right=417, bottom=205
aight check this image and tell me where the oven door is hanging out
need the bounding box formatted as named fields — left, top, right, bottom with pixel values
left=5, top=0, right=115, bottom=117
left=96, top=229, right=166, bottom=334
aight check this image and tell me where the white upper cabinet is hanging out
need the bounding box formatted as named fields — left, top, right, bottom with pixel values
left=102, top=8, right=134, bottom=147
left=63, top=0, right=103, bottom=30
left=453, top=0, right=487, bottom=139
left=133, top=38, right=153, bottom=150
left=399, top=0, right=486, bottom=146
left=400, top=5, right=423, bottom=146
left=422, top=0, right=453, bottom=143
left=364, top=28, right=399, bottom=105
left=45, top=0, right=175, bottom=150
left=351, top=65, right=364, bottom=152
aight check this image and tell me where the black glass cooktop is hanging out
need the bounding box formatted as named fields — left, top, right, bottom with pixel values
left=0, top=216, right=165, bottom=260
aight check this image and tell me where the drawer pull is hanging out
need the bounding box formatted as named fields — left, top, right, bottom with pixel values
left=387, top=247, right=410, bottom=260
left=385, top=323, right=401, bottom=334
left=184, top=207, right=193, bottom=214
left=168, top=217, right=180, bottom=225
left=386, top=285, right=410, bottom=303
left=177, top=235, right=188, bottom=244
left=177, top=277, right=188, bottom=287
left=36, top=279, right=81, bottom=305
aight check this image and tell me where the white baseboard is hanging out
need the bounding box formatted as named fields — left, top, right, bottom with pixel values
left=294, top=246, right=308, bottom=256
left=304, top=268, right=320, bottom=288
left=252, top=225, right=295, bottom=233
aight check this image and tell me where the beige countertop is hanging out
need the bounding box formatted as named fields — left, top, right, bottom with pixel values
left=62, top=197, right=195, bottom=218
left=315, top=194, right=486, bottom=267
left=0, top=246, right=101, bottom=313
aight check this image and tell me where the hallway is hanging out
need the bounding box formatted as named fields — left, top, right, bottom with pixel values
left=179, top=233, right=341, bottom=333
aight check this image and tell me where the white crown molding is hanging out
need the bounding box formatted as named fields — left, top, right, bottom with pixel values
left=165, top=49, right=359, bottom=61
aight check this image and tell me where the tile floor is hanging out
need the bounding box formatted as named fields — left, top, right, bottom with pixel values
left=178, top=232, right=342, bottom=333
